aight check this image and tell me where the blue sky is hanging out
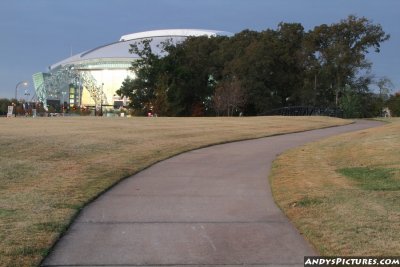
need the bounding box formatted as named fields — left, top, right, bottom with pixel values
left=0, top=0, right=399, bottom=98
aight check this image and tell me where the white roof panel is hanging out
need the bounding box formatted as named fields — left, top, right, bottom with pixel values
left=120, top=29, right=232, bottom=41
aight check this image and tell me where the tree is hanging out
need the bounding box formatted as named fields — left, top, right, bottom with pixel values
left=271, top=23, right=308, bottom=106
left=309, top=15, right=390, bottom=107
left=116, top=39, right=165, bottom=115
left=0, top=98, right=12, bottom=115
left=229, top=29, right=278, bottom=114
left=339, top=89, right=361, bottom=118
left=162, top=36, right=225, bottom=116
left=386, top=92, right=400, bottom=116
left=229, top=24, right=308, bottom=114
left=213, top=77, right=246, bottom=116
left=376, top=76, right=393, bottom=99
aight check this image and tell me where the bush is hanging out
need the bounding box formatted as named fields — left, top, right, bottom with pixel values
left=0, top=98, right=12, bottom=115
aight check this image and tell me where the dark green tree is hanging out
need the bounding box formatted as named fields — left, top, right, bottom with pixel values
left=309, top=15, right=390, bottom=107
left=117, top=39, right=165, bottom=115
left=162, top=36, right=226, bottom=115
left=0, top=98, right=12, bottom=115
left=230, top=24, right=308, bottom=114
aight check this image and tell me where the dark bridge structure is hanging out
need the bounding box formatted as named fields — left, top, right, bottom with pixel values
left=264, top=106, right=344, bottom=117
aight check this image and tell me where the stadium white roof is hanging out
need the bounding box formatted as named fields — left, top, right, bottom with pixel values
left=119, top=29, right=231, bottom=41
left=50, top=29, right=232, bottom=70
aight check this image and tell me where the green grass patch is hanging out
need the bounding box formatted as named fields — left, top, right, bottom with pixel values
left=0, top=208, right=16, bottom=217
left=10, top=246, right=48, bottom=257
left=32, top=222, right=67, bottom=233
left=51, top=203, right=82, bottom=210
left=338, top=167, right=400, bottom=191
left=296, top=196, right=324, bottom=207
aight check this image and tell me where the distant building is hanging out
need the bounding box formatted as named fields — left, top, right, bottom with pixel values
left=32, top=29, right=231, bottom=110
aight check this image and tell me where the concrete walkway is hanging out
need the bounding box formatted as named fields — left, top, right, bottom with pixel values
left=42, top=120, right=383, bottom=267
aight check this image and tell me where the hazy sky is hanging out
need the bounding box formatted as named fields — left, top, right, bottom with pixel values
left=0, top=0, right=399, bottom=99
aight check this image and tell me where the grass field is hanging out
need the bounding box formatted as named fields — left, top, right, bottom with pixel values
left=0, top=116, right=349, bottom=267
left=270, top=118, right=400, bottom=256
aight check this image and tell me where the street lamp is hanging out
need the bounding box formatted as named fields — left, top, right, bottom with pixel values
left=100, top=83, right=104, bottom=116
left=15, top=81, right=29, bottom=102
left=14, top=81, right=29, bottom=116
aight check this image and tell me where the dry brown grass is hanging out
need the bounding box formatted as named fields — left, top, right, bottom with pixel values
left=270, top=118, right=400, bottom=256
left=0, top=116, right=349, bottom=267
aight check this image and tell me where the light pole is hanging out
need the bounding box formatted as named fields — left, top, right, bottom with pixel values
left=14, top=81, right=28, bottom=116
left=62, top=91, right=67, bottom=114
left=15, top=81, right=29, bottom=102
left=24, top=89, right=30, bottom=115
left=100, top=83, right=104, bottom=116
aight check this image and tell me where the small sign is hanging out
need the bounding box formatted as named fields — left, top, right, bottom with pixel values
left=7, top=106, right=14, bottom=117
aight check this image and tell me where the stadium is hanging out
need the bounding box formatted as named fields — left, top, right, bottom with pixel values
left=32, top=29, right=231, bottom=111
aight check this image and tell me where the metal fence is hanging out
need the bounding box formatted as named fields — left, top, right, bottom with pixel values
left=263, top=106, right=344, bottom=118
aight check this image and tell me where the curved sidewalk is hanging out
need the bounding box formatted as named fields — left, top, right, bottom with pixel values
left=42, top=120, right=383, bottom=267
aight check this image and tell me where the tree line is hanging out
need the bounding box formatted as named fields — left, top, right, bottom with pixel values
left=117, top=15, right=397, bottom=117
